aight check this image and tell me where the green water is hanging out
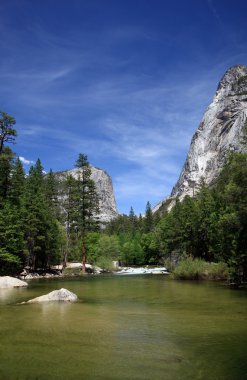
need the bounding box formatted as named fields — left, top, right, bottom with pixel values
left=0, top=276, right=246, bottom=380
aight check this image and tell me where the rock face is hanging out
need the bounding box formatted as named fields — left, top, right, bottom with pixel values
left=55, top=166, right=118, bottom=223
left=24, top=288, right=78, bottom=303
left=0, top=276, right=28, bottom=288
left=157, top=64, right=247, bottom=211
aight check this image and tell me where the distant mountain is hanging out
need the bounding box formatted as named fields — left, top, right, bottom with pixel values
left=55, top=166, right=118, bottom=223
left=154, top=64, right=247, bottom=213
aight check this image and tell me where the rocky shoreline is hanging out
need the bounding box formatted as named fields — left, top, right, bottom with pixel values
left=7, top=263, right=170, bottom=282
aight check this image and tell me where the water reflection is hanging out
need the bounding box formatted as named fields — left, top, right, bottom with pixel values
left=0, top=287, right=27, bottom=303
left=0, top=276, right=246, bottom=380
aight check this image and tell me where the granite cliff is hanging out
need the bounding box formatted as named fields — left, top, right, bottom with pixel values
left=154, top=64, right=247, bottom=212
left=55, top=166, right=118, bottom=223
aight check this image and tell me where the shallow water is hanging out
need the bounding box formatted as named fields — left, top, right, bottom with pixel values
left=0, top=275, right=246, bottom=380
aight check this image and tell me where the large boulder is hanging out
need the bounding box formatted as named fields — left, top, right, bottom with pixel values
left=0, top=276, right=28, bottom=289
left=24, top=288, right=78, bottom=303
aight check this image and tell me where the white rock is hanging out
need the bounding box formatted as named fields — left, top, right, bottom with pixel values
left=24, top=288, right=78, bottom=303
left=0, top=276, right=28, bottom=288
left=114, top=267, right=168, bottom=275
left=155, top=64, right=247, bottom=212
left=51, top=264, right=63, bottom=271
left=55, top=166, right=118, bottom=223
left=66, top=262, right=83, bottom=269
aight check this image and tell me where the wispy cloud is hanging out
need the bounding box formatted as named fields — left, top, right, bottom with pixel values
left=1, top=0, right=247, bottom=214
left=14, top=68, right=218, bottom=214
left=19, top=156, right=34, bottom=165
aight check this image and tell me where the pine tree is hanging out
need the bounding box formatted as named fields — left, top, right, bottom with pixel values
left=63, top=174, right=80, bottom=266
left=0, top=147, right=14, bottom=206
left=8, top=157, right=25, bottom=206
left=75, top=154, right=100, bottom=272
left=44, top=169, right=60, bottom=218
left=129, top=206, right=137, bottom=236
left=0, top=111, right=17, bottom=155
left=0, top=202, right=25, bottom=273
left=144, top=201, right=153, bottom=233
left=24, top=159, right=61, bottom=270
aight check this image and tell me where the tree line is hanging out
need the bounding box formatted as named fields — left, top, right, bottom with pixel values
left=0, top=111, right=100, bottom=274
left=1, top=111, right=246, bottom=281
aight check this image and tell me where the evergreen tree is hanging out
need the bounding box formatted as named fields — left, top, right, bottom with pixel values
left=63, top=174, right=80, bottom=265
left=8, top=157, right=25, bottom=206
left=24, top=159, right=61, bottom=270
left=144, top=201, right=153, bottom=233
left=195, top=179, right=218, bottom=261
left=0, top=111, right=17, bottom=155
left=0, top=202, right=25, bottom=273
left=0, top=147, right=14, bottom=206
left=75, top=154, right=100, bottom=272
left=214, top=153, right=247, bottom=280
left=129, top=206, right=137, bottom=236
left=44, top=169, right=60, bottom=219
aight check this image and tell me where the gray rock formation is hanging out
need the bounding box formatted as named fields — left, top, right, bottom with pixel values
left=155, top=64, right=247, bottom=212
left=23, top=288, right=78, bottom=303
left=55, top=166, right=118, bottom=223
left=0, top=276, right=28, bottom=288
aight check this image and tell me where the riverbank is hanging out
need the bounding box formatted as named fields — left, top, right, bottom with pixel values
left=5, top=258, right=237, bottom=284
left=18, top=264, right=169, bottom=280
left=170, top=257, right=229, bottom=281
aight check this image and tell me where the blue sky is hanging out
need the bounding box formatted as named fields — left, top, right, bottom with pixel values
left=1, top=0, right=247, bottom=214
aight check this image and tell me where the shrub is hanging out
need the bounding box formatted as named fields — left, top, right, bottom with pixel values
left=0, top=249, right=22, bottom=275
left=172, top=257, right=229, bottom=280
left=95, top=256, right=114, bottom=272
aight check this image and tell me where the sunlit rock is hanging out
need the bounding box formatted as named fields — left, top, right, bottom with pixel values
left=0, top=276, right=28, bottom=288
left=55, top=166, right=118, bottom=223
left=24, top=288, right=78, bottom=303
left=114, top=267, right=168, bottom=275
left=155, top=64, right=247, bottom=212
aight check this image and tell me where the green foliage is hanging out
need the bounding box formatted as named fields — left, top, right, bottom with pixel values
left=121, top=238, right=144, bottom=266
left=0, top=147, right=15, bottom=205
left=0, top=109, right=246, bottom=282
left=172, top=257, right=229, bottom=280
left=95, top=235, right=121, bottom=260
left=152, top=152, right=247, bottom=281
left=63, top=153, right=100, bottom=270
left=94, top=256, right=115, bottom=271
left=0, top=202, right=25, bottom=261
left=144, top=201, right=153, bottom=233
left=84, top=232, right=101, bottom=263
left=0, top=111, right=17, bottom=155
left=0, top=249, right=22, bottom=275
left=141, top=232, right=158, bottom=264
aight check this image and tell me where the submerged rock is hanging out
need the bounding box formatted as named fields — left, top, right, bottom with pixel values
left=24, top=288, right=78, bottom=303
left=0, top=276, right=28, bottom=289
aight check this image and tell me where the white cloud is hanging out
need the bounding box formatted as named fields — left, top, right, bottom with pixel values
left=2, top=13, right=246, bottom=214
left=19, top=156, right=34, bottom=165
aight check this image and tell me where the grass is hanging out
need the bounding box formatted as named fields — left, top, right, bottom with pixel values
left=172, top=257, right=229, bottom=280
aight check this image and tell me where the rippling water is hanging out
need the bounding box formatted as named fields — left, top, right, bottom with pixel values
left=0, top=275, right=246, bottom=380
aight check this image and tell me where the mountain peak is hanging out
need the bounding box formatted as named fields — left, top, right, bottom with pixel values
left=155, top=65, right=247, bottom=212
left=216, top=64, right=247, bottom=98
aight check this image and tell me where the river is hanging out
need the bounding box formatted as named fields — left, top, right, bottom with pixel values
left=0, top=275, right=246, bottom=380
